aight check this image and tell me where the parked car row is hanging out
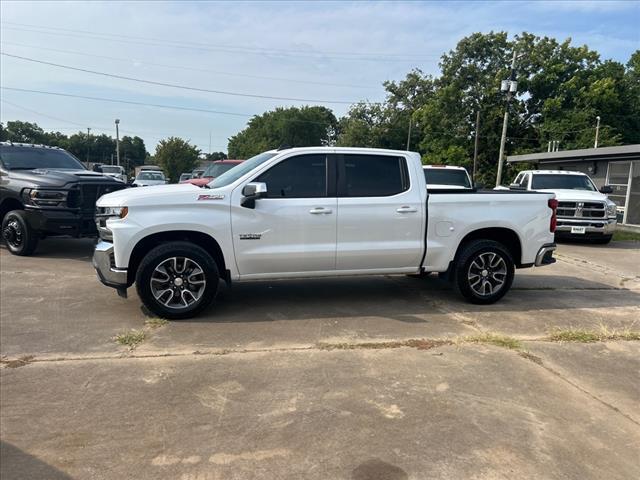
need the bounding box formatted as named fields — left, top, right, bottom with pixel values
left=1, top=139, right=617, bottom=289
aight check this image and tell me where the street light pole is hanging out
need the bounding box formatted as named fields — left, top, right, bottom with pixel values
left=594, top=116, right=601, bottom=148
left=473, top=110, right=480, bottom=183
left=495, top=50, right=520, bottom=187
left=86, top=127, right=91, bottom=168
left=115, top=119, right=120, bottom=167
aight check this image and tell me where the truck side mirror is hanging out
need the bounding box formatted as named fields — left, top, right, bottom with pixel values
left=241, top=182, right=267, bottom=209
left=509, top=183, right=525, bottom=190
left=599, top=185, right=613, bottom=194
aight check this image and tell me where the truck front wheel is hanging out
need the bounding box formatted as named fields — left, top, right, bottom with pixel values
left=135, top=242, right=219, bottom=320
left=454, top=240, right=514, bottom=304
left=2, top=210, right=39, bottom=256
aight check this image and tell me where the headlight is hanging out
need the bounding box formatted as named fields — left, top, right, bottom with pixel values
left=95, top=206, right=128, bottom=241
left=96, top=206, right=128, bottom=219
left=606, top=201, right=617, bottom=218
left=23, top=188, right=68, bottom=207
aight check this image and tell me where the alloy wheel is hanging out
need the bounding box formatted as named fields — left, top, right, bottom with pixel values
left=467, top=252, right=507, bottom=296
left=149, top=256, right=207, bottom=310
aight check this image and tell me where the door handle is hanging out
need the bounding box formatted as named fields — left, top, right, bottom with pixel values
left=396, top=206, right=417, bottom=213
left=309, top=207, right=333, bottom=215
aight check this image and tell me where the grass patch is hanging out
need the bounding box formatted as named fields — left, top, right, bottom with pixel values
left=548, top=327, right=640, bottom=343
left=0, top=355, right=35, bottom=368
left=113, top=330, right=146, bottom=349
left=144, top=318, right=168, bottom=329
left=613, top=230, right=640, bottom=242
left=461, top=333, right=523, bottom=350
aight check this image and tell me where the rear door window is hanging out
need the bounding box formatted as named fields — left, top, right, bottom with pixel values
left=340, top=155, right=409, bottom=197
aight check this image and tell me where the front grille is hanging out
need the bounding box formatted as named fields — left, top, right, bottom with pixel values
left=556, top=201, right=605, bottom=219
left=77, top=183, right=124, bottom=212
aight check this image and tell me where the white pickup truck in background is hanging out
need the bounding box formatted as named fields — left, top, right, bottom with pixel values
left=509, top=170, right=617, bottom=243
left=93, top=147, right=558, bottom=319
left=423, top=165, right=473, bottom=190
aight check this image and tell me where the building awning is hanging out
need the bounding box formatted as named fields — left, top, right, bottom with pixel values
left=507, top=144, right=640, bottom=164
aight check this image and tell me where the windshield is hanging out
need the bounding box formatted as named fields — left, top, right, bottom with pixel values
left=0, top=146, right=85, bottom=170
left=211, top=152, right=277, bottom=188
left=137, top=171, right=165, bottom=181
left=424, top=168, right=471, bottom=188
left=531, top=174, right=596, bottom=191
left=101, top=166, right=123, bottom=174
left=204, top=162, right=239, bottom=178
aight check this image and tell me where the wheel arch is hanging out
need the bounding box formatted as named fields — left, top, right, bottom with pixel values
left=454, top=227, right=523, bottom=268
left=0, top=197, right=24, bottom=221
left=127, top=230, right=229, bottom=286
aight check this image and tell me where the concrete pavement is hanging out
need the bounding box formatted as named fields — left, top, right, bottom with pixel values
left=1, top=238, right=639, bottom=479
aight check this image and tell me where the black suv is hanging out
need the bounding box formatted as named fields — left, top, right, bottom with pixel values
left=0, top=142, right=126, bottom=256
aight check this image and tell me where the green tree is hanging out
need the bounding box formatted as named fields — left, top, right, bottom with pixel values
left=337, top=70, right=435, bottom=150
left=154, top=137, right=200, bottom=183
left=120, top=136, right=148, bottom=174
left=206, top=151, right=228, bottom=161
left=228, top=106, right=338, bottom=158
left=1, top=120, right=47, bottom=144
left=336, top=33, right=639, bottom=186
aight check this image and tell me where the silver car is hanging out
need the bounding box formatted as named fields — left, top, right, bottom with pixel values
left=133, top=170, right=167, bottom=187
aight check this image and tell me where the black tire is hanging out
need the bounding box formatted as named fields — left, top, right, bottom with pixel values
left=1, top=210, right=39, bottom=256
left=454, top=239, right=515, bottom=304
left=591, top=234, right=613, bottom=245
left=135, top=241, right=219, bottom=320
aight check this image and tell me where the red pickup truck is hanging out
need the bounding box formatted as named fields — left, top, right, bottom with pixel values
left=181, top=160, right=244, bottom=187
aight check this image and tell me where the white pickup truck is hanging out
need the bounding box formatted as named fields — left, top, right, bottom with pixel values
left=509, top=170, right=617, bottom=243
left=93, top=147, right=558, bottom=319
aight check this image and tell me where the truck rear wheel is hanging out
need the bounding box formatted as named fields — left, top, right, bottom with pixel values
left=135, top=241, right=219, bottom=320
left=454, top=240, right=514, bottom=304
left=2, top=210, right=39, bottom=256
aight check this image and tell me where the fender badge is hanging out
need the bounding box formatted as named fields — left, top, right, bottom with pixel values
left=239, top=233, right=262, bottom=240
left=197, top=194, right=225, bottom=201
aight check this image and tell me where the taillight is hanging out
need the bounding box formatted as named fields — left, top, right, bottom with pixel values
left=548, top=198, right=558, bottom=232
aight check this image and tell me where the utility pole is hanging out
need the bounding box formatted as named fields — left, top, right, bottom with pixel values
left=495, top=50, right=520, bottom=187
left=86, top=127, right=91, bottom=168
left=473, top=111, right=480, bottom=183
left=594, top=116, right=601, bottom=148
left=406, top=116, right=412, bottom=151
left=209, top=130, right=212, bottom=156
left=115, top=118, right=120, bottom=166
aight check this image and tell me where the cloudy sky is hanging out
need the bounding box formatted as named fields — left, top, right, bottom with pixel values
left=1, top=0, right=638, bottom=154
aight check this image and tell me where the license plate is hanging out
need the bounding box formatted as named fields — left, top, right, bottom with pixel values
left=571, top=226, right=586, bottom=234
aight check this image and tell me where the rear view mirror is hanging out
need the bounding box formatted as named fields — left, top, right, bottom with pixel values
left=241, top=182, right=267, bottom=208
left=599, top=185, right=613, bottom=194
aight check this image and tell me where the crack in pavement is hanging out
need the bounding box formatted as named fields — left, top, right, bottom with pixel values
left=516, top=349, right=640, bottom=428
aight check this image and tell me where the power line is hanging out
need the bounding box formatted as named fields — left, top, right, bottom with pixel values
left=1, top=52, right=360, bottom=105
left=1, top=87, right=342, bottom=127
left=0, top=41, right=378, bottom=90
left=1, top=86, right=253, bottom=117
left=1, top=23, right=437, bottom=63
left=2, top=21, right=438, bottom=58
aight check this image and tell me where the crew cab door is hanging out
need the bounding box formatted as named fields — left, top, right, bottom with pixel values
left=231, top=153, right=337, bottom=276
left=336, top=153, right=424, bottom=270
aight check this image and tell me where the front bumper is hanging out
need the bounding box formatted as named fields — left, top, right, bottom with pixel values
left=535, top=243, right=557, bottom=267
left=24, top=208, right=98, bottom=237
left=555, top=217, right=617, bottom=236
left=93, top=241, right=128, bottom=289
